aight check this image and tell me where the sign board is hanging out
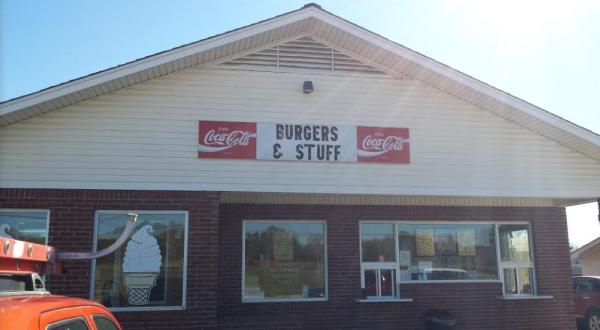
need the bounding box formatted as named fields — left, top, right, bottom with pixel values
left=198, top=120, right=410, bottom=164
left=357, top=126, right=410, bottom=163
left=257, top=123, right=357, bottom=162
left=198, top=121, right=256, bottom=159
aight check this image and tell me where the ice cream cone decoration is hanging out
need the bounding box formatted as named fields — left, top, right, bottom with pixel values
left=123, top=225, right=162, bottom=305
left=124, top=273, right=159, bottom=305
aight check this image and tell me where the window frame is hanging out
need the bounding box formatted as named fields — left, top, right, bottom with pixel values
left=359, top=221, right=400, bottom=300
left=0, top=209, right=51, bottom=244
left=496, top=222, right=537, bottom=296
left=241, top=220, right=328, bottom=303
left=89, top=210, right=189, bottom=312
left=358, top=220, right=538, bottom=299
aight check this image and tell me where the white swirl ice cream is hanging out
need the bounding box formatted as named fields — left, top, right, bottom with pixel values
left=122, top=225, right=162, bottom=305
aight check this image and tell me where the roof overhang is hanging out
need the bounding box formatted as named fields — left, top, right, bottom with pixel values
left=2, top=4, right=600, bottom=162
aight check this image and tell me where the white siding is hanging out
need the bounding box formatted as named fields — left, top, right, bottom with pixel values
left=579, top=246, right=600, bottom=275
left=1, top=67, right=599, bottom=198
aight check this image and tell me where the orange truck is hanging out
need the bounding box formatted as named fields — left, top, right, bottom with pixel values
left=0, top=213, right=138, bottom=330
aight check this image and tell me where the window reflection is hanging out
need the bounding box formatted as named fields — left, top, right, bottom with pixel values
left=243, top=222, right=326, bottom=301
left=0, top=211, right=48, bottom=244
left=398, top=224, right=498, bottom=281
left=93, top=212, right=186, bottom=308
left=499, top=225, right=531, bottom=262
left=361, top=223, right=395, bottom=262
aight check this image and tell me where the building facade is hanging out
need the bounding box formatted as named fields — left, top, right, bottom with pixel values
left=2, top=4, right=600, bottom=329
left=572, top=235, right=600, bottom=276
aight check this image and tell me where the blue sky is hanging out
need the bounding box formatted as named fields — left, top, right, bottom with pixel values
left=1, top=0, right=598, bottom=247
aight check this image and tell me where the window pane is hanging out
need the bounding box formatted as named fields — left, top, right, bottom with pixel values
left=503, top=268, right=518, bottom=294
left=48, top=319, right=89, bottom=330
left=0, top=274, right=28, bottom=291
left=380, top=269, right=395, bottom=297
left=499, top=224, right=531, bottom=262
left=363, top=269, right=396, bottom=298
left=364, top=270, right=377, bottom=297
left=575, top=279, right=593, bottom=293
left=361, top=223, right=395, bottom=262
left=0, top=211, right=48, bottom=244
left=517, top=268, right=533, bottom=294
left=93, top=212, right=186, bottom=308
left=244, top=222, right=326, bottom=301
left=503, top=267, right=533, bottom=294
left=93, top=316, right=119, bottom=330
left=398, top=224, right=498, bottom=281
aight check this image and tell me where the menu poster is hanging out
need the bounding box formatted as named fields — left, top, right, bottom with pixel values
left=273, top=231, right=294, bottom=261
left=416, top=229, right=435, bottom=257
left=458, top=228, right=476, bottom=256
left=435, top=229, right=457, bottom=256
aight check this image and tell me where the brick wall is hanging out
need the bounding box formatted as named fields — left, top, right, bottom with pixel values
left=219, top=204, right=575, bottom=330
left=0, top=188, right=220, bottom=330
left=0, top=189, right=575, bottom=329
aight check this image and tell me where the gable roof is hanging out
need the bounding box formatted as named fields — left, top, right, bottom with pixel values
left=2, top=3, right=600, bottom=162
left=572, top=236, right=600, bottom=259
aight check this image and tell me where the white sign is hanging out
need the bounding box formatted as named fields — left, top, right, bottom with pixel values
left=199, top=120, right=410, bottom=164
left=256, top=123, right=357, bottom=162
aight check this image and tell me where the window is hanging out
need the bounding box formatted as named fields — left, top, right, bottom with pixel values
left=358, top=222, right=537, bottom=299
left=398, top=223, right=498, bottom=282
left=47, top=317, right=89, bottom=330
left=574, top=278, right=600, bottom=294
left=243, top=221, right=327, bottom=302
left=0, top=274, right=28, bottom=291
left=92, top=315, right=119, bottom=330
left=91, top=211, right=188, bottom=310
left=498, top=224, right=535, bottom=295
left=360, top=223, right=397, bottom=299
left=0, top=210, right=49, bottom=244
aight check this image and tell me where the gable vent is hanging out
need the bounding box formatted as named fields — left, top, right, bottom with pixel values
left=222, top=36, right=387, bottom=75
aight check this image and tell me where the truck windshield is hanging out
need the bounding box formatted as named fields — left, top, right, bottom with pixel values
left=0, top=274, right=30, bottom=291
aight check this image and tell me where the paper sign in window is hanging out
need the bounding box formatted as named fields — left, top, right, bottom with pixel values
left=458, top=229, right=476, bottom=256
left=416, top=229, right=435, bottom=257
left=435, top=229, right=457, bottom=256
left=273, top=231, right=294, bottom=261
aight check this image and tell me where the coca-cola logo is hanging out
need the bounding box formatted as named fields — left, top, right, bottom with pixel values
left=356, top=126, right=410, bottom=163
left=361, top=135, right=408, bottom=152
left=198, top=121, right=257, bottom=158
left=204, top=129, right=254, bottom=147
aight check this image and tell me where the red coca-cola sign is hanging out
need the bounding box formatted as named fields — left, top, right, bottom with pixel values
left=198, top=121, right=256, bottom=159
left=356, top=126, right=410, bottom=163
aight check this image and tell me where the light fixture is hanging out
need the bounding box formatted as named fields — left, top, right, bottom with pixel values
left=303, top=81, right=314, bottom=93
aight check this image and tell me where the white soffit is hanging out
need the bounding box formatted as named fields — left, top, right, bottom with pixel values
left=1, top=4, right=599, bottom=162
